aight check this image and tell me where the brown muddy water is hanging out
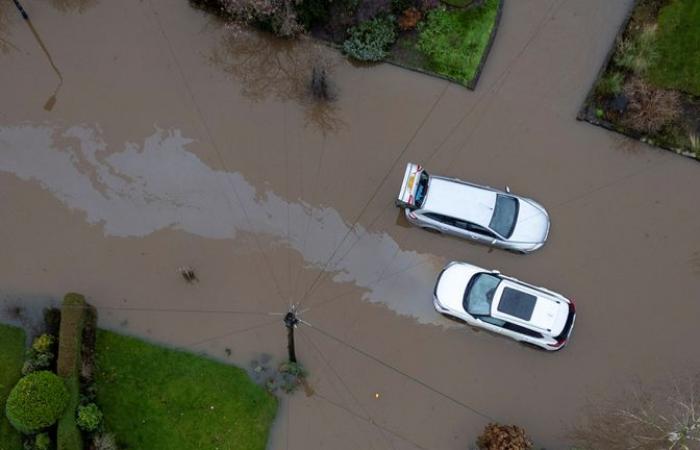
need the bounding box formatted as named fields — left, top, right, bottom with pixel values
left=1, top=0, right=699, bottom=448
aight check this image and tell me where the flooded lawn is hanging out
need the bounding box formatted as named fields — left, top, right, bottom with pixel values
left=1, top=0, right=700, bottom=448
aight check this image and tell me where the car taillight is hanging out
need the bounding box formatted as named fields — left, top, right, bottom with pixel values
left=569, top=298, right=576, bottom=311
left=547, top=338, right=566, bottom=348
left=407, top=211, right=417, bottom=220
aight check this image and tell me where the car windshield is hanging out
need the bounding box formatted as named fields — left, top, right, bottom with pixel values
left=414, top=171, right=429, bottom=208
left=489, top=194, right=519, bottom=238
left=463, top=273, right=501, bottom=316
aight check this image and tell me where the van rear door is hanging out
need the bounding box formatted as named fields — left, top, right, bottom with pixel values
left=396, top=163, right=423, bottom=209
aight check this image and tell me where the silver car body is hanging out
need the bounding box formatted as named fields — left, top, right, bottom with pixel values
left=433, top=261, right=576, bottom=351
left=396, top=163, right=550, bottom=253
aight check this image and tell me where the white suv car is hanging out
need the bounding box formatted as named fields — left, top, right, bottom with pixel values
left=433, top=261, right=576, bottom=351
left=396, top=163, right=550, bottom=253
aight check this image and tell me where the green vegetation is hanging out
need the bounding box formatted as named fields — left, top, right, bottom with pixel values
left=76, top=403, right=102, bottom=432
left=95, top=330, right=277, bottom=450
left=441, top=0, right=472, bottom=7
left=417, top=0, right=499, bottom=85
left=0, top=324, right=25, bottom=450
left=595, top=71, right=624, bottom=97
left=57, top=376, right=82, bottom=450
left=56, top=293, right=87, bottom=450
left=5, top=371, right=68, bottom=434
left=584, top=0, right=699, bottom=159
left=343, top=17, right=397, bottom=62
left=647, top=0, right=700, bottom=96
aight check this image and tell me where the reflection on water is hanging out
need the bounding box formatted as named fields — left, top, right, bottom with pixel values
left=0, top=124, right=448, bottom=325
left=209, top=28, right=345, bottom=134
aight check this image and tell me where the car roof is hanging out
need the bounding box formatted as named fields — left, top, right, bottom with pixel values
left=422, top=177, right=497, bottom=228
left=491, top=280, right=569, bottom=335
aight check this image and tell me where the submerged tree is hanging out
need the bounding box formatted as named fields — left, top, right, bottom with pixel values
left=571, top=376, right=700, bottom=450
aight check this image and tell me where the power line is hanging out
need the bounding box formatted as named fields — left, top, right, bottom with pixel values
left=295, top=81, right=451, bottom=308
left=308, top=325, right=495, bottom=422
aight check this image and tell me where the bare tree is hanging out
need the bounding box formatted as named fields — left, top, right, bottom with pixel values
left=571, top=376, right=700, bottom=450
left=209, top=27, right=344, bottom=134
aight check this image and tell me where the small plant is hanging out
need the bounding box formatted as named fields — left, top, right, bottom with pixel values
left=398, top=7, right=422, bottom=30
left=595, top=108, right=605, bottom=119
left=476, top=422, right=533, bottom=450
left=342, top=17, right=397, bottom=62
left=92, top=433, right=119, bottom=450
left=76, top=402, right=103, bottom=432
left=22, top=334, right=57, bottom=375
left=33, top=433, right=50, bottom=450
left=310, top=66, right=333, bottom=101
left=596, top=71, right=624, bottom=97
left=622, top=77, right=681, bottom=133
left=5, top=370, right=69, bottom=434
left=615, top=24, right=659, bottom=75
left=278, top=361, right=308, bottom=394
left=689, top=132, right=699, bottom=155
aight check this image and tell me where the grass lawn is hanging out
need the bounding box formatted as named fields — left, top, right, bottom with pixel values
left=416, top=0, right=500, bottom=85
left=647, top=0, right=700, bottom=96
left=0, top=324, right=25, bottom=450
left=94, top=330, right=277, bottom=450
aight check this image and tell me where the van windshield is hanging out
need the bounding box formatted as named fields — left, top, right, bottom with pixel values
left=414, top=171, right=430, bottom=208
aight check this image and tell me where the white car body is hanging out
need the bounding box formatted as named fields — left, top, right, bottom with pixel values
left=433, top=261, right=576, bottom=351
left=396, top=163, right=550, bottom=253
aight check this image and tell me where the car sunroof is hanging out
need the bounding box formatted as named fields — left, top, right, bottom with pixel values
left=497, top=287, right=537, bottom=321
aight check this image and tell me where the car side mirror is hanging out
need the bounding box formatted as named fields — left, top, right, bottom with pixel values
left=492, top=269, right=500, bottom=275
left=491, top=239, right=498, bottom=245
left=505, top=185, right=511, bottom=193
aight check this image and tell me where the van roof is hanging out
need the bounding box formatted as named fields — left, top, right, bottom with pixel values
left=423, top=177, right=496, bottom=227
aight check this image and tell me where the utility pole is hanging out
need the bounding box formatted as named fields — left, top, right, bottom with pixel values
left=12, top=0, right=29, bottom=20
left=284, top=310, right=299, bottom=363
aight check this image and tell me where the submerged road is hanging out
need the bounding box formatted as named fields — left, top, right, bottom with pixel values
left=1, top=0, right=699, bottom=448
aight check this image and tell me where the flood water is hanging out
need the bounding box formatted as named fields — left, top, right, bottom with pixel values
left=1, top=0, right=699, bottom=448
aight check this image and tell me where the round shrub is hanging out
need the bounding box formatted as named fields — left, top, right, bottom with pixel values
left=342, top=17, right=397, bottom=62
left=76, top=403, right=103, bottom=432
left=5, top=371, right=68, bottom=434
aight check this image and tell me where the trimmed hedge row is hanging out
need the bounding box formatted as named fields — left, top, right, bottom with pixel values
left=56, top=293, right=87, bottom=450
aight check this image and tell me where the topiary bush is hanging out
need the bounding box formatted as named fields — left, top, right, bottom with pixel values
left=5, top=371, right=69, bottom=434
left=76, top=403, right=102, bottom=432
left=22, top=334, right=57, bottom=375
left=343, top=17, right=397, bottom=62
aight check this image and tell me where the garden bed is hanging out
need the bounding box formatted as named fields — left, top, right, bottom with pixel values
left=190, top=0, right=503, bottom=89
left=94, top=330, right=278, bottom=450
left=0, top=324, right=25, bottom=450
left=578, top=0, right=700, bottom=160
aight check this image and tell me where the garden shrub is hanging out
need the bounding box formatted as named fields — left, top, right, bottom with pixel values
left=355, top=0, right=393, bottom=22
left=92, top=433, right=118, bottom=450
left=596, top=71, right=624, bottom=97
left=5, top=371, right=68, bottom=434
left=22, top=334, right=56, bottom=375
left=615, top=24, right=659, bottom=76
left=76, top=403, right=102, bottom=432
left=343, top=17, right=397, bottom=62
left=476, top=422, right=532, bottom=450
left=622, top=76, right=680, bottom=133
left=34, top=432, right=50, bottom=450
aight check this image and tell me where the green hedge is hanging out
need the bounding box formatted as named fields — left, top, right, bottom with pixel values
left=57, top=377, right=82, bottom=450
left=56, top=293, right=87, bottom=450
left=5, top=371, right=68, bottom=434
left=0, top=324, right=26, bottom=450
